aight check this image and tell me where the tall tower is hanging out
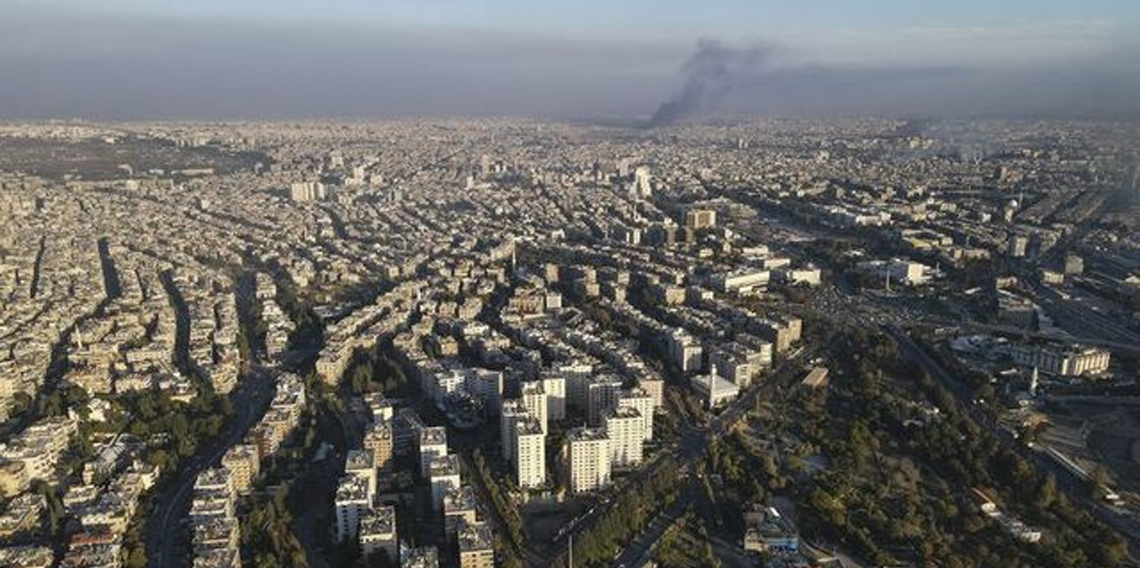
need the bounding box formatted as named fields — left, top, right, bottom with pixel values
left=633, top=166, right=653, bottom=199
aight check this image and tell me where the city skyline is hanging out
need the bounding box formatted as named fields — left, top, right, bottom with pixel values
left=2, top=3, right=1140, bottom=568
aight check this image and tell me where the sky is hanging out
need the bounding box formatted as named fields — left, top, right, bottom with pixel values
left=2, top=0, right=1138, bottom=120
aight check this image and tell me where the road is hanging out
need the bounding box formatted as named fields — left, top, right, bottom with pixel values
left=592, top=346, right=816, bottom=568
left=144, top=367, right=276, bottom=568
left=290, top=402, right=346, bottom=568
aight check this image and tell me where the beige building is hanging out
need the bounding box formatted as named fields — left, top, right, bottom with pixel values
left=221, top=444, right=259, bottom=495
left=684, top=208, right=717, bottom=230
left=363, top=419, right=394, bottom=471
left=1011, top=343, right=1111, bottom=377
left=456, top=518, right=495, bottom=568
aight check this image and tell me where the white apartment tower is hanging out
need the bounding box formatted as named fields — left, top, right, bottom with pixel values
left=418, top=427, right=448, bottom=478
left=619, top=388, right=655, bottom=441
left=500, top=400, right=529, bottom=461
left=603, top=406, right=644, bottom=468
left=540, top=373, right=566, bottom=422
left=587, top=376, right=624, bottom=426
left=513, top=417, right=546, bottom=489
left=520, top=381, right=549, bottom=435
left=566, top=427, right=611, bottom=493
left=335, top=475, right=371, bottom=543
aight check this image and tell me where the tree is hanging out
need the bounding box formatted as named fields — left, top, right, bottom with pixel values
left=351, top=363, right=373, bottom=394
left=125, top=547, right=147, bottom=568
left=1090, top=466, right=1112, bottom=500
left=1034, top=474, right=1058, bottom=511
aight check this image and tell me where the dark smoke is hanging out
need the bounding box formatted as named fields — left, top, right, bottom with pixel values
left=645, top=39, right=771, bottom=128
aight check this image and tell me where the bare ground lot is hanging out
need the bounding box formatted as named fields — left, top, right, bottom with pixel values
left=0, top=136, right=265, bottom=179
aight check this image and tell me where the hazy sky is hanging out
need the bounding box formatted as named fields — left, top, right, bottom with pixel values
left=2, top=0, right=1138, bottom=120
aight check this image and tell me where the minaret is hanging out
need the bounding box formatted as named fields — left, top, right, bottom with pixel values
left=1030, top=366, right=1039, bottom=398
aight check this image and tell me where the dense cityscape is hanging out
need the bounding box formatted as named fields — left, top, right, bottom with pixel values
left=0, top=116, right=1137, bottom=568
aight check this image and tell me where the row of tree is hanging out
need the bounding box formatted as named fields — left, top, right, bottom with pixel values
left=558, top=458, right=682, bottom=568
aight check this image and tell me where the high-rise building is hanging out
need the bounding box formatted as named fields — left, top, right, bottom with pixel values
left=363, top=419, right=393, bottom=471
left=500, top=400, right=529, bottom=461
left=513, top=417, right=546, bottom=489
left=360, top=505, right=398, bottom=563
left=443, top=485, right=479, bottom=543
left=465, top=368, right=504, bottom=414
left=418, top=427, right=448, bottom=478
left=429, top=454, right=462, bottom=512
left=637, top=376, right=664, bottom=408
left=345, top=449, right=377, bottom=503
left=520, top=381, right=548, bottom=435
left=561, top=363, right=594, bottom=411
left=633, top=166, right=653, bottom=198
left=619, top=388, right=654, bottom=441
left=221, top=444, right=259, bottom=495
left=667, top=329, right=703, bottom=373
left=587, top=376, right=624, bottom=426
left=539, top=373, right=566, bottom=422
left=289, top=181, right=328, bottom=202
left=190, top=467, right=241, bottom=566
left=565, top=427, right=611, bottom=493
left=335, top=475, right=371, bottom=543
left=684, top=208, right=717, bottom=230
left=603, top=406, right=644, bottom=468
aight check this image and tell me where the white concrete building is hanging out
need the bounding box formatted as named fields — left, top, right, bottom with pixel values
left=513, top=417, right=546, bottom=489
left=429, top=454, right=462, bottom=512
left=540, top=373, right=566, bottom=422
left=691, top=366, right=739, bottom=409
left=500, top=400, right=529, bottom=461
left=520, top=381, right=549, bottom=435
left=566, top=427, right=611, bottom=493
left=619, top=388, right=655, bottom=441
left=603, top=406, right=644, bottom=468
left=418, top=427, right=448, bottom=478
left=335, top=475, right=371, bottom=543
left=586, top=376, right=624, bottom=426
left=360, top=505, right=398, bottom=562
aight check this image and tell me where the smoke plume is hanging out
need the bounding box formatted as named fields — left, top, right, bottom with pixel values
left=645, top=39, right=771, bottom=128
